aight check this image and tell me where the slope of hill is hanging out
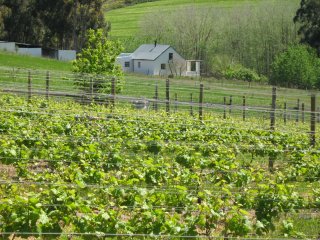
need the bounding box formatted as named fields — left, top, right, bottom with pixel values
left=0, top=51, right=72, bottom=72
left=105, top=0, right=258, bottom=39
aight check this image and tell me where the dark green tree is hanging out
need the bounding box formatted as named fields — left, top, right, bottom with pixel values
left=2, top=0, right=43, bottom=44
left=294, top=0, right=320, bottom=55
left=34, top=0, right=74, bottom=49
left=1, top=0, right=108, bottom=50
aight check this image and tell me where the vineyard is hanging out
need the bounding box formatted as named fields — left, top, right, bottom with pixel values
left=0, top=79, right=320, bottom=239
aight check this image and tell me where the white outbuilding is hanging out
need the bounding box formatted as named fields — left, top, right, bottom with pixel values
left=117, top=43, right=201, bottom=77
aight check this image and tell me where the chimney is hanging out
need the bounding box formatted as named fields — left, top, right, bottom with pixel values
left=154, top=40, right=157, bottom=47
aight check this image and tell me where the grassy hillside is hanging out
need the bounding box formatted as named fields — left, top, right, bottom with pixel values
left=0, top=51, right=72, bottom=72
left=105, top=0, right=261, bottom=39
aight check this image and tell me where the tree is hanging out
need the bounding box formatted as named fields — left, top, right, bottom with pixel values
left=73, top=28, right=124, bottom=94
left=0, top=0, right=108, bottom=50
left=140, top=2, right=299, bottom=76
left=0, top=3, right=11, bottom=39
left=270, top=44, right=320, bottom=89
left=294, top=0, right=320, bottom=56
left=2, top=0, right=43, bottom=44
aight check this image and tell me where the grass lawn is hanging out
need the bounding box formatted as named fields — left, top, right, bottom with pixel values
left=0, top=50, right=316, bottom=121
left=122, top=74, right=313, bottom=111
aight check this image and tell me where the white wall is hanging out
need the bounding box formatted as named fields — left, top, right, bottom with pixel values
left=58, top=50, right=76, bottom=61
left=0, top=42, right=16, bottom=52
left=153, top=47, right=186, bottom=76
left=17, top=48, right=42, bottom=57
left=117, top=55, right=133, bottom=72
left=133, top=60, right=155, bottom=75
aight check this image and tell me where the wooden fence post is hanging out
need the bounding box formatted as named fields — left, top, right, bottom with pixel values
left=270, top=87, right=276, bottom=131
left=28, top=70, right=32, bottom=102
left=243, top=96, right=246, bottom=121
left=111, top=77, right=116, bottom=107
left=302, top=103, right=305, bottom=123
left=166, top=79, right=170, bottom=114
left=310, top=94, right=316, bottom=147
left=283, top=102, right=287, bottom=124
left=223, top=96, right=226, bottom=119
left=154, top=84, right=158, bottom=111
left=46, top=71, right=50, bottom=101
left=190, top=93, right=193, bottom=116
left=229, top=95, right=232, bottom=115
left=199, top=83, right=204, bottom=120
left=90, top=77, right=94, bottom=102
left=174, top=93, right=178, bottom=113
left=296, top=99, right=300, bottom=122
left=269, top=87, right=277, bottom=172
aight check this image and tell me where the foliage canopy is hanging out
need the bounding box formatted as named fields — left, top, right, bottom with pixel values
left=270, top=44, right=320, bottom=89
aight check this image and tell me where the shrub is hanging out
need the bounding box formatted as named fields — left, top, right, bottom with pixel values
left=223, top=64, right=267, bottom=83
left=73, top=29, right=124, bottom=94
left=270, top=44, right=320, bottom=89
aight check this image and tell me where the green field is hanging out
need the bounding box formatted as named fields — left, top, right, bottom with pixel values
left=0, top=51, right=72, bottom=72
left=105, top=0, right=288, bottom=39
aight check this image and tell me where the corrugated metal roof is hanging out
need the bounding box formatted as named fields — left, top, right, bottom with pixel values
left=131, top=44, right=170, bottom=60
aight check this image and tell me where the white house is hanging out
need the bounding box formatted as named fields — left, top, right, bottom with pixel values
left=117, top=43, right=201, bottom=77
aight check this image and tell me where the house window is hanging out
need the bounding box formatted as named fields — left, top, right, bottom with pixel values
left=169, top=53, right=173, bottom=60
left=191, top=62, right=196, bottom=71
left=161, top=64, right=166, bottom=70
left=125, top=61, right=130, bottom=67
left=138, top=62, right=141, bottom=68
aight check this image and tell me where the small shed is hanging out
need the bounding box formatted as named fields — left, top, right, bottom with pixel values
left=0, top=41, right=42, bottom=57
left=0, top=41, right=16, bottom=52
left=16, top=43, right=42, bottom=57
left=57, top=50, right=76, bottom=61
